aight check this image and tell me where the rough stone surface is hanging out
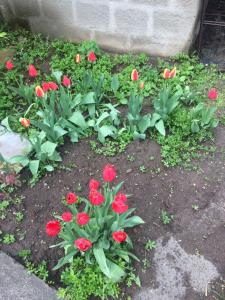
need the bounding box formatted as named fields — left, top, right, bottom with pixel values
left=75, top=2, right=110, bottom=31
left=0, top=0, right=202, bottom=57
left=134, top=237, right=219, bottom=300
left=42, top=0, right=74, bottom=24
left=0, top=252, right=58, bottom=300
left=0, top=126, right=31, bottom=160
left=10, top=0, right=40, bottom=18
left=115, top=8, right=149, bottom=36
left=30, top=17, right=91, bottom=42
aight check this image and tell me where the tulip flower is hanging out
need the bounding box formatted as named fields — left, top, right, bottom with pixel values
left=35, top=86, right=45, bottom=97
left=28, top=64, right=38, bottom=77
left=131, top=69, right=139, bottom=81
left=5, top=60, right=14, bottom=70
left=20, top=118, right=30, bottom=128
left=208, top=88, right=218, bottom=101
left=75, top=54, right=81, bottom=63
left=88, top=51, right=96, bottom=62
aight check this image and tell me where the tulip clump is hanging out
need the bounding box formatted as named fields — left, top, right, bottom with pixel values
left=46, top=165, right=144, bottom=282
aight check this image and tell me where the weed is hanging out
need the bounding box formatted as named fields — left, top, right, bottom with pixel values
left=2, top=233, right=15, bottom=244
left=142, top=258, right=151, bottom=272
left=126, top=269, right=141, bottom=288
left=18, top=249, right=32, bottom=260
left=192, top=204, right=199, bottom=211
left=139, top=165, right=147, bottom=173
left=127, top=154, right=135, bottom=162
left=58, top=257, right=120, bottom=300
left=161, top=210, right=173, bottom=225
left=14, top=211, right=24, bottom=222
left=145, top=240, right=157, bottom=251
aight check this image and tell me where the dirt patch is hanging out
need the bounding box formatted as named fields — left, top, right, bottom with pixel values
left=1, top=125, right=225, bottom=299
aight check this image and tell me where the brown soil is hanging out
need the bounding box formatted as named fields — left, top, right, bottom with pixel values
left=1, top=125, right=225, bottom=299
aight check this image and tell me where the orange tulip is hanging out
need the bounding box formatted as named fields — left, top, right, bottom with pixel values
left=75, top=54, right=81, bottom=63
left=163, top=68, right=176, bottom=79
left=163, top=69, right=171, bottom=79
left=169, top=67, right=176, bottom=78
left=139, top=81, right=145, bottom=89
left=131, top=69, right=138, bottom=81
left=35, top=86, right=45, bottom=97
left=20, top=118, right=30, bottom=128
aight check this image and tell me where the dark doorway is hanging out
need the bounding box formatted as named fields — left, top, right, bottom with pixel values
left=198, top=0, right=225, bottom=69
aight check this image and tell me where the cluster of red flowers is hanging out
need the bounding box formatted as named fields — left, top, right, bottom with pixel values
left=46, top=164, right=128, bottom=252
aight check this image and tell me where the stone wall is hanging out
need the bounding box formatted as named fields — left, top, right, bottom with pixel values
left=1, top=0, right=201, bottom=57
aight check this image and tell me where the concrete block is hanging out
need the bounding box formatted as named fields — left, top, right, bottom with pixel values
left=115, top=8, right=149, bottom=36
left=29, top=17, right=91, bottom=42
left=129, top=0, right=169, bottom=5
left=10, top=0, right=40, bottom=18
left=42, top=0, right=74, bottom=23
left=130, top=36, right=166, bottom=56
left=75, top=2, right=110, bottom=31
left=0, top=126, right=31, bottom=160
left=94, top=30, right=129, bottom=53
left=0, top=252, right=58, bottom=300
left=153, top=10, right=190, bottom=41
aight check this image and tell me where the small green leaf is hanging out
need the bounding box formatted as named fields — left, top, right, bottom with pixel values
left=29, top=160, right=40, bottom=176
left=111, top=75, right=120, bottom=93
left=123, top=216, right=145, bottom=228
left=53, top=248, right=78, bottom=270
left=155, top=119, right=165, bottom=136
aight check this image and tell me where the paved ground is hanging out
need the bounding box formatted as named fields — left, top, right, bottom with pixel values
left=0, top=125, right=31, bottom=161
left=134, top=237, right=219, bottom=300
left=0, top=252, right=58, bottom=300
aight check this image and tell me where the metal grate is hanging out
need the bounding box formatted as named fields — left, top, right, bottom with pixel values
left=198, top=0, right=225, bottom=69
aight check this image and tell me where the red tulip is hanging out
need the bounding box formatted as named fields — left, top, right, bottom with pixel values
left=89, top=189, right=104, bottom=206
left=66, top=192, right=77, bottom=205
left=76, top=212, right=90, bottom=226
left=112, top=200, right=128, bottom=214
left=62, top=211, right=73, bottom=222
left=28, top=64, right=38, bottom=77
left=131, top=69, right=139, bottom=81
left=115, top=193, right=127, bottom=203
left=46, top=220, right=61, bottom=237
left=103, top=164, right=116, bottom=182
left=89, top=179, right=100, bottom=190
left=208, top=88, right=218, bottom=101
left=62, top=75, right=71, bottom=87
left=5, top=60, right=14, bottom=70
left=42, top=82, right=50, bottom=92
left=48, top=81, right=58, bottom=90
left=74, top=238, right=92, bottom=251
left=112, top=231, right=127, bottom=243
left=88, top=51, right=97, bottom=62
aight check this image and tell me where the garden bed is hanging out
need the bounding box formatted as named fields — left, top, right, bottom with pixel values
left=2, top=125, right=225, bottom=299
left=1, top=24, right=225, bottom=299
